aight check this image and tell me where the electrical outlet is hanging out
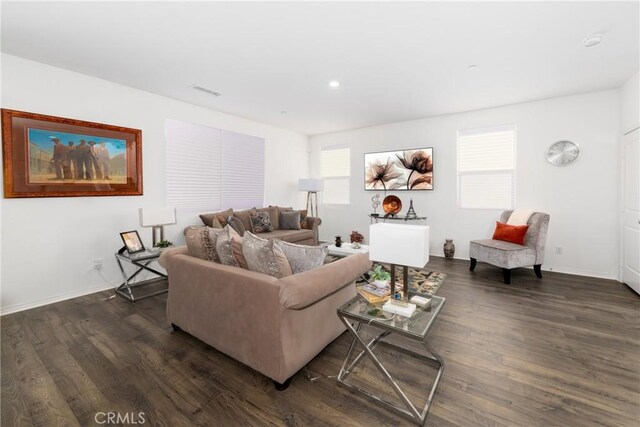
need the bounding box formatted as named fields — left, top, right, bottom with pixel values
left=93, top=258, right=103, bottom=271
left=555, top=246, right=563, bottom=255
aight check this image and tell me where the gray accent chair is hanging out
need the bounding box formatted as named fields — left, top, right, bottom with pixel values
left=469, top=211, right=550, bottom=284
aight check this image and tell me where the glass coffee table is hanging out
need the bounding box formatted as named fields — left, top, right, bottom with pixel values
left=336, top=295, right=445, bottom=425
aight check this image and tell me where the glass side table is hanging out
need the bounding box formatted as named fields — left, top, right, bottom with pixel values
left=369, top=214, right=428, bottom=224
left=336, top=295, right=445, bottom=425
left=114, top=250, right=168, bottom=302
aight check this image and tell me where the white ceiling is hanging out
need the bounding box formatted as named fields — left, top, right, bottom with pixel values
left=2, top=1, right=638, bottom=135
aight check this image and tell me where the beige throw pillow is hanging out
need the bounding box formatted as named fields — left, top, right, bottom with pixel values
left=185, top=227, right=222, bottom=263
left=275, top=240, right=327, bottom=274
left=242, top=232, right=293, bottom=278
left=216, top=225, right=241, bottom=267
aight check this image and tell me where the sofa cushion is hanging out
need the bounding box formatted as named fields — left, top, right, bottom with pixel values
left=279, top=211, right=301, bottom=230
left=233, top=209, right=253, bottom=231
left=242, top=232, right=293, bottom=278
left=250, top=210, right=273, bottom=233
left=275, top=240, right=327, bottom=274
left=185, top=227, right=222, bottom=263
left=469, top=239, right=536, bottom=269
left=227, top=216, right=246, bottom=236
left=200, top=209, right=233, bottom=228
left=217, top=225, right=244, bottom=268
left=259, top=229, right=314, bottom=243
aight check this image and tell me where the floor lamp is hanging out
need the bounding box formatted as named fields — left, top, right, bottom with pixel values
left=369, top=222, right=430, bottom=317
left=298, top=179, right=323, bottom=217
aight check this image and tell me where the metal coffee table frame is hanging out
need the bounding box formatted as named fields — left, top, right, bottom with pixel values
left=115, top=252, right=168, bottom=302
left=337, top=296, right=445, bottom=425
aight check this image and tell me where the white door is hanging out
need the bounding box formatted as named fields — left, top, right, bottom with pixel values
left=622, top=128, right=640, bottom=294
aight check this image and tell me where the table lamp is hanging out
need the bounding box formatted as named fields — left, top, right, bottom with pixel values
left=369, top=223, right=430, bottom=317
left=139, top=207, right=177, bottom=247
left=298, top=178, right=324, bottom=217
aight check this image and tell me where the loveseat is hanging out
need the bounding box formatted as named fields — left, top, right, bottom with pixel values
left=197, top=206, right=321, bottom=246
left=158, top=246, right=371, bottom=389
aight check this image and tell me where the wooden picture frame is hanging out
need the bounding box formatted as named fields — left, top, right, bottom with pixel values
left=2, top=109, right=142, bottom=198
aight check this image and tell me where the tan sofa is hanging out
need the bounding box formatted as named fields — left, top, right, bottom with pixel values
left=198, top=206, right=321, bottom=245
left=159, top=247, right=371, bottom=389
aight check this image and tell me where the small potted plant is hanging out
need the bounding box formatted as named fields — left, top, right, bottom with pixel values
left=154, top=240, right=173, bottom=249
left=368, top=265, right=391, bottom=288
left=350, top=230, right=364, bottom=249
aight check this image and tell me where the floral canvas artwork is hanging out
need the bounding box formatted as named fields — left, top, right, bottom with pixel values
left=364, top=148, right=433, bottom=190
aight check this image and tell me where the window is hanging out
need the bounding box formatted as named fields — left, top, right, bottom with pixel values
left=320, top=147, right=350, bottom=204
left=166, top=119, right=265, bottom=211
left=457, top=125, right=515, bottom=209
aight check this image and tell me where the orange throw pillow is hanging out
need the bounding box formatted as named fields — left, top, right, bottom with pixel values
left=492, top=221, right=529, bottom=245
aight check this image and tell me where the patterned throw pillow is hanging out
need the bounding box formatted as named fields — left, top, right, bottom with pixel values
left=242, top=232, right=292, bottom=278
left=216, top=225, right=240, bottom=267
left=249, top=210, right=273, bottom=233
left=185, top=227, right=222, bottom=263
left=279, top=211, right=301, bottom=230
left=274, top=240, right=327, bottom=274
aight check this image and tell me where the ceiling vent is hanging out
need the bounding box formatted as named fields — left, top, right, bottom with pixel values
left=191, top=85, right=221, bottom=97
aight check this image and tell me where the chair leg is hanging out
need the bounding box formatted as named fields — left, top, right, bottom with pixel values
left=534, top=265, right=542, bottom=279
left=502, top=269, right=511, bottom=284
left=273, top=378, right=291, bottom=391
left=470, top=258, right=477, bottom=271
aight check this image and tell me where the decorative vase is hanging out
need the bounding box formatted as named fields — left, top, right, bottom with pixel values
left=352, top=242, right=361, bottom=249
left=335, top=236, right=342, bottom=247
left=444, top=239, right=455, bottom=259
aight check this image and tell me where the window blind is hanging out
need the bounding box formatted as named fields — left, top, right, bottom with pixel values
left=320, top=147, right=350, bottom=205
left=457, top=125, right=515, bottom=209
left=166, top=119, right=265, bottom=211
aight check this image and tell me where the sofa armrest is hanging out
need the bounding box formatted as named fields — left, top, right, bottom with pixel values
left=306, top=216, right=321, bottom=230
left=158, top=245, right=189, bottom=269
left=305, top=216, right=321, bottom=245
left=279, top=253, right=371, bottom=309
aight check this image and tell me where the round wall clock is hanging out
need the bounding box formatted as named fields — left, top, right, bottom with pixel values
left=547, top=140, right=580, bottom=166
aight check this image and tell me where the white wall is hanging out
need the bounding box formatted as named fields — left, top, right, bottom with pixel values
left=310, top=90, right=621, bottom=279
left=621, top=71, right=639, bottom=134
left=0, top=54, right=309, bottom=314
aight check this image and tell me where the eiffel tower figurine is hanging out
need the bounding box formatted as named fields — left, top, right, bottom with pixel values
left=405, top=199, right=417, bottom=220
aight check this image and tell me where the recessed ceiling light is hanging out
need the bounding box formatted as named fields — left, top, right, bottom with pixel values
left=583, top=34, right=603, bottom=48
left=467, top=64, right=479, bottom=71
left=329, top=80, right=341, bottom=88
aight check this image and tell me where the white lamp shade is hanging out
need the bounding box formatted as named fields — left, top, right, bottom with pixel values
left=139, top=207, right=177, bottom=227
left=369, top=223, right=430, bottom=268
left=298, top=178, right=324, bottom=192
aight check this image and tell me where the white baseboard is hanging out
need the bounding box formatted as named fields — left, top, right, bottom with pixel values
left=428, top=253, right=619, bottom=281
left=0, top=283, right=115, bottom=316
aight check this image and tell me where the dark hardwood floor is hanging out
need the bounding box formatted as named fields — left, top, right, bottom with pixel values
left=2, top=257, right=639, bottom=426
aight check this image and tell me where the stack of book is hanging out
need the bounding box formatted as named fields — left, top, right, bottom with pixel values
left=356, top=283, right=392, bottom=304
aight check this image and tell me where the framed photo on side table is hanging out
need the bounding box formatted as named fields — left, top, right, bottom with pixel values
left=120, top=230, right=145, bottom=254
left=2, top=109, right=142, bottom=198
